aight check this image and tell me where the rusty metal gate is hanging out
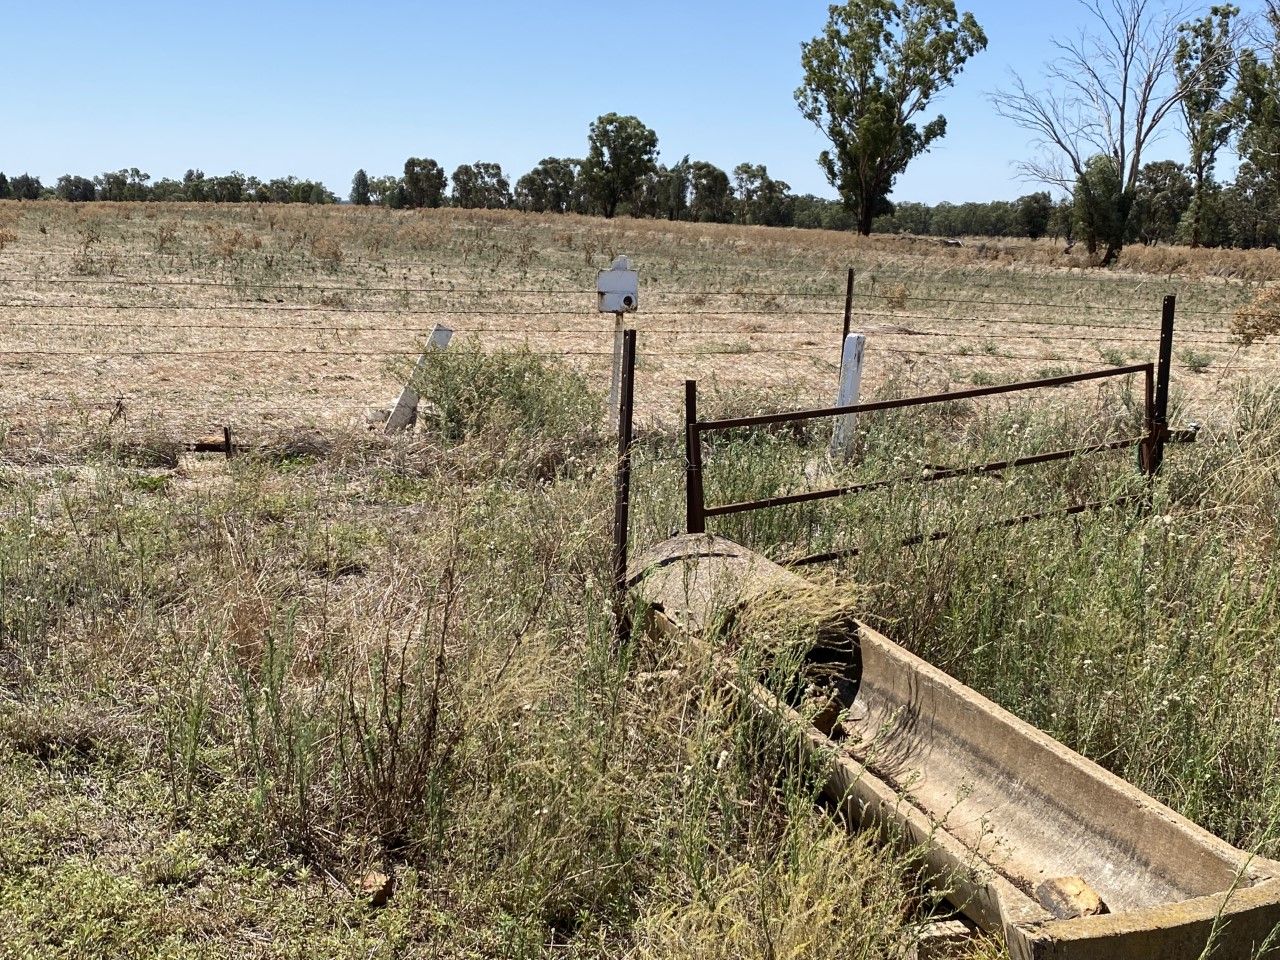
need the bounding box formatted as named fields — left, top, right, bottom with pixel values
left=681, top=296, right=1191, bottom=566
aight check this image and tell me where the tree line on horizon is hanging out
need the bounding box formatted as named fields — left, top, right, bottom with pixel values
left=0, top=142, right=861, bottom=232
left=0, top=109, right=917, bottom=234
left=0, top=169, right=337, bottom=206
left=875, top=157, right=1280, bottom=250
left=6, top=146, right=1276, bottom=250
left=0, top=112, right=889, bottom=233
left=343, top=117, right=822, bottom=230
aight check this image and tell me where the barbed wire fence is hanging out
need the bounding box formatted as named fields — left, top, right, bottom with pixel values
left=0, top=261, right=1264, bottom=442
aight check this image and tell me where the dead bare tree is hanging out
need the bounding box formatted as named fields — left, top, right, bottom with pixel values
left=992, top=0, right=1205, bottom=265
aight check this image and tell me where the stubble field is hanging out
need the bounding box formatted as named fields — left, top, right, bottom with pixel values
left=0, top=201, right=1276, bottom=436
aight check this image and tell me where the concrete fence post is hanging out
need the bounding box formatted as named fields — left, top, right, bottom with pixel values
left=385, top=324, right=453, bottom=433
left=830, top=333, right=866, bottom=458
left=608, top=311, right=625, bottom=417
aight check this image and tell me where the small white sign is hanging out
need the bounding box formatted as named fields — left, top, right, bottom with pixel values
left=598, top=255, right=638, bottom=313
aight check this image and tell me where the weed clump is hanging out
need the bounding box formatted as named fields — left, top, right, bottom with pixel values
left=1231, top=287, right=1280, bottom=345
left=0, top=701, right=127, bottom=768
left=409, top=340, right=605, bottom=480
left=310, top=233, right=343, bottom=269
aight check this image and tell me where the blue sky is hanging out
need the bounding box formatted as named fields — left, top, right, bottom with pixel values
left=3, top=1, right=1228, bottom=204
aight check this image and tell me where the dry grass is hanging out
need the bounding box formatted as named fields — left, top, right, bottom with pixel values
left=1232, top=287, right=1280, bottom=345
left=0, top=201, right=1275, bottom=443
left=0, top=347, right=1010, bottom=958
left=3, top=202, right=1280, bottom=959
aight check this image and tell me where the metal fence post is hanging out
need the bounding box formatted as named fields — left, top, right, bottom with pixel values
left=1149, top=295, right=1176, bottom=475
left=612, top=330, right=637, bottom=644
left=840, top=268, right=854, bottom=369
left=1140, top=362, right=1156, bottom=476
left=685, top=379, right=706, bottom=534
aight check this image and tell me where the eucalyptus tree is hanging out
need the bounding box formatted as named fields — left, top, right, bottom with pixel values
left=450, top=162, right=511, bottom=209
left=515, top=157, right=579, bottom=213
left=367, top=175, right=403, bottom=207
left=581, top=113, right=659, bottom=218
left=733, top=163, right=795, bottom=226
left=655, top=156, right=691, bottom=221
left=1016, top=192, right=1054, bottom=240
left=350, top=169, right=371, bottom=206
left=9, top=174, right=42, bottom=200
left=1176, top=4, right=1240, bottom=247
left=1133, top=160, right=1194, bottom=244
left=55, top=175, right=97, bottom=202
left=1235, top=2, right=1280, bottom=223
left=688, top=161, right=734, bottom=223
left=796, top=0, right=987, bottom=235
left=995, top=0, right=1226, bottom=264
left=402, top=157, right=447, bottom=209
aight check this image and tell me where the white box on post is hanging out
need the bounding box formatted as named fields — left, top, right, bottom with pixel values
left=599, top=256, right=639, bottom=414
left=598, top=255, right=639, bottom=313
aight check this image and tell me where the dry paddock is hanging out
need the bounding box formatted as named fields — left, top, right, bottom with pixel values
left=0, top=201, right=1275, bottom=444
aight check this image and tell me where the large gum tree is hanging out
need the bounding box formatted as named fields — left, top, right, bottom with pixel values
left=581, top=114, right=659, bottom=219
left=796, top=0, right=987, bottom=236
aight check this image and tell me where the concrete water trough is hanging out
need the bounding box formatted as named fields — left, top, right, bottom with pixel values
left=630, top=534, right=1280, bottom=960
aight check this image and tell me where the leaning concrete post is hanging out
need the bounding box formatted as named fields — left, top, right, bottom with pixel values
left=386, top=324, right=453, bottom=433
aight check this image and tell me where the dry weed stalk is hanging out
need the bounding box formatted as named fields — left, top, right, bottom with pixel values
left=1231, top=288, right=1280, bottom=345
left=151, top=221, right=178, bottom=253
left=76, top=219, right=102, bottom=255
left=885, top=282, right=909, bottom=310
left=310, top=233, right=343, bottom=268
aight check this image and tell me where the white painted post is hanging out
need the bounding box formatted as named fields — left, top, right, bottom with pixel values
left=385, top=324, right=453, bottom=433
left=830, top=333, right=866, bottom=458
left=608, top=311, right=625, bottom=415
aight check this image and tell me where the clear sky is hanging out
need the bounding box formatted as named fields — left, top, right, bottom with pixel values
left=2, top=0, right=1234, bottom=205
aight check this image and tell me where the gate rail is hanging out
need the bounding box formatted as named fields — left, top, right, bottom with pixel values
left=682, top=296, right=1183, bottom=563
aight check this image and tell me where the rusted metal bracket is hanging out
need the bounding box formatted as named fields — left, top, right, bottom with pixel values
left=787, top=495, right=1143, bottom=568
left=685, top=363, right=1156, bottom=541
